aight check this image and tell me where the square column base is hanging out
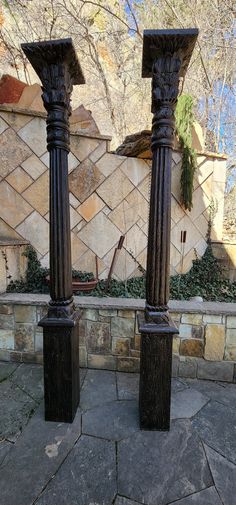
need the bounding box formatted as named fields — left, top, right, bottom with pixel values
left=39, top=311, right=81, bottom=423
left=138, top=316, right=178, bottom=431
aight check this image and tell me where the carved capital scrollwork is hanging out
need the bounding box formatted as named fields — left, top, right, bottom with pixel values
left=42, top=63, right=72, bottom=151
left=21, top=38, right=85, bottom=152
left=151, top=55, right=181, bottom=149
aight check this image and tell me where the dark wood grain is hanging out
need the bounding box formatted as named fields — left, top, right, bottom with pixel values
left=22, top=39, right=85, bottom=422
left=139, top=29, right=198, bottom=430
left=139, top=332, right=173, bottom=431
left=43, top=319, right=80, bottom=422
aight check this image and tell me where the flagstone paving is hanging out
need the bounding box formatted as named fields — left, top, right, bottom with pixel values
left=0, top=361, right=236, bottom=505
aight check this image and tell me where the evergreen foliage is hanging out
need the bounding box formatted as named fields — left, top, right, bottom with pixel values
left=175, top=94, right=197, bottom=211
left=6, top=245, right=94, bottom=293
left=6, top=245, right=236, bottom=302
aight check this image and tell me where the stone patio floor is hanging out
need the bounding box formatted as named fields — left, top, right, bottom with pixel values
left=0, top=362, right=236, bottom=505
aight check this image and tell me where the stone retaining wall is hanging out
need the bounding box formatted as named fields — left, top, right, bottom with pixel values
left=0, top=106, right=227, bottom=286
left=0, top=294, right=235, bottom=382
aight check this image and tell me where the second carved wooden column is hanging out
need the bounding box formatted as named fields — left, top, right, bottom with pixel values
left=139, top=29, right=198, bottom=430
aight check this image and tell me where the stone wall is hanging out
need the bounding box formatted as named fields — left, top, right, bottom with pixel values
left=0, top=105, right=227, bottom=284
left=0, top=294, right=235, bottom=382
left=212, top=240, right=236, bottom=282
left=0, top=240, right=28, bottom=293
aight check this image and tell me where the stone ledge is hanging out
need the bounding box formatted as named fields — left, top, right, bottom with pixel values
left=0, top=105, right=112, bottom=141
left=1, top=293, right=236, bottom=315
left=0, top=239, right=29, bottom=246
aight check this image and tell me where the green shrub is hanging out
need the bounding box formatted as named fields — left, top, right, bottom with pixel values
left=7, top=245, right=50, bottom=294
left=7, top=245, right=236, bottom=302
left=170, top=245, right=236, bottom=302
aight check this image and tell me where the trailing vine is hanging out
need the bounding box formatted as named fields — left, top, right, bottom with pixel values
left=6, top=244, right=236, bottom=302
left=6, top=245, right=94, bottom=293
left=175, top=94, right=197, bottom=211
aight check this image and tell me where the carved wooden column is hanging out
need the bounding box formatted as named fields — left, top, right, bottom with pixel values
left=21, top=39, right=85, bottom=422
left=139, top=29, right=198, bottom=430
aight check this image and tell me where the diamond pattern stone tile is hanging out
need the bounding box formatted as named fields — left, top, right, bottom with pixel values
left=172, top=151, right=182, bottom=164
left=186, top=185, right=210, bottom=222
left=79, top=212, right=120, bottom=258
left=121, top=158, right=150, bottom=186
left=69, top=158, right=105, bottom=203
left=18, top=117, right=47, bottom=157
left=176, top=248, right=197, bottom=274
left=171, top=214, right=202, bottom=255
left=40, top=252, right=49, bottom=268
left=135, top=248, right=147, bottom=273
left=16, top=211, right=49, bottom=256
left=171, top=196, right=185, bottom=224
left=73, top=218, right=86, bottom=234
left=70, top=207, right=83, bottom=229
left=71, top=232, right=88, bottom=264
left=21, top=154, right=47, bottom=180
left=22, top=172, right=49, bottom=216
left=108, top=188, right=148, bottom=234
left=73, top=249, right=105, bottom=276
left=89, top=141, right=107, bottom=164
left=69, top=192, right=80, bottom=209
left=70, top=135, right=100, bottom=162
left=126, top=188, right=149, bottom=223
left=195, top=238, right=207, bottom=257
left=6, top=167, right=33, bottom=193
left=194, top=213, right=208, bottom=238
left=137, top=174, right=150, bottom=201
left=40, top=151, right=79, bottom=174
left=97, top=168, right=134, bottom=210
left=0, top=218, right=23, bottom=241
left=96, top=152, right=125, bottom=177
left=0, top=128, right=32, bottom=178
left=103, top=248, right=136, bottom=281
left=78, top=193, right=105, bottom=222
left=0, top=110, right=32, bottom=132
left=195, top=158, right=214, bottom=187
left=0, top=117, right=8, bottom=134
left=201, top=176, right=212, bottom=201
left=124, top=224, right=147, bottom=257
left=171, top=162, right=182, bottom=202
left=170, top=243, right=182, bottom=268
left=108, top=200, right=129, bottom=234
left=141, top=221, right=148, bottom=236
left=0, top=181, right=33, bottom=228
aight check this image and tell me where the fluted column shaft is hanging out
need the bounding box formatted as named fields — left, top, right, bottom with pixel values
left=21, top=38, right=85, bottom=422
left=145, top=55, right=180, bottom=320
left=42, top=64, right=74, bottom=317
left=49, top=148, right=72, bottom=303
left=139, top=29, right=198, bottom=430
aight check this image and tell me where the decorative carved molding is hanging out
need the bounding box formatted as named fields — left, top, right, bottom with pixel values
left=139, top=29, right=198, bottom=430
left=22, top=38, right=85, bottom=422
left=151, top=55, right=180, bottom=149
left=21, top=39, right=85, bottom=152
left=141, top=29, right=198, bottom=317
left=21, top=38, right=85, bottom=312
left=142, top=29, right=198, bottom=78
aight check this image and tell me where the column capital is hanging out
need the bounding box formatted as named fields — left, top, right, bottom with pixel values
left=22, top=38, right=85, bottom=151
left=142, top=29, right=198, bottom=78
left=142, top=29, right=198, bottom=150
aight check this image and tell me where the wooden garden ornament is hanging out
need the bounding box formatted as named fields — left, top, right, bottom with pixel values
left=139, top=29, right=198, bottom=430
left=22, top=38, right=85, bottom=422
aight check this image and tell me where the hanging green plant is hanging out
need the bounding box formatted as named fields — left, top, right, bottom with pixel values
left=175, top=94, right=197, bottom=211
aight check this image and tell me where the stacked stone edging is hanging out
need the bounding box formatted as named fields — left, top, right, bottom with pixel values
left=0, top=294, right=235, bottom=382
